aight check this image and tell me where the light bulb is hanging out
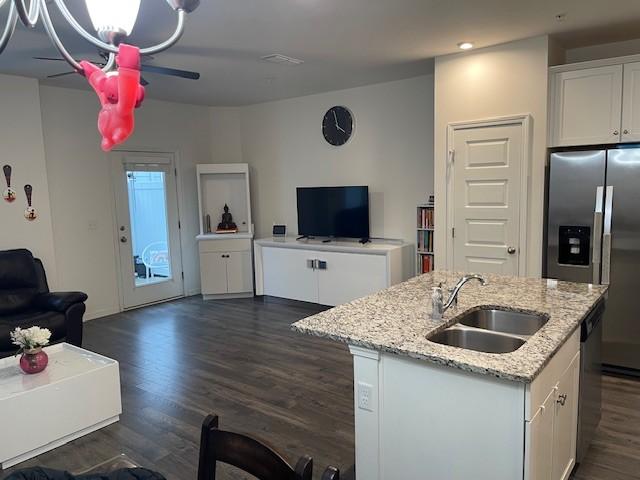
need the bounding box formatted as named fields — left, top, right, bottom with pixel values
left=85, top=0, right=141, bottom=42
left=458, top=42, right=474, bottom=50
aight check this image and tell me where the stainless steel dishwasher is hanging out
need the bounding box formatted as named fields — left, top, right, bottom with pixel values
left=577, top=299, right=605, bottom=463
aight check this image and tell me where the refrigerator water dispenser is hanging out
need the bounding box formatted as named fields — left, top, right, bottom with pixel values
left=558, top=226, right=590, bottom=266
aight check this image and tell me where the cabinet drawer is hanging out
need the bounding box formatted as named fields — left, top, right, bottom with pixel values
left=199, top=239, right=251, bottom=253
left=525, top=329, right=579, bottom=421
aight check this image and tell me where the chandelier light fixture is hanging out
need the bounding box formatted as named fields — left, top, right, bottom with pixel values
left=0, top=0, right=200, bottom=151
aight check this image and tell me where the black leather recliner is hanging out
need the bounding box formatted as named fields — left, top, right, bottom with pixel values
left=0, top=249, right=87, bottom=358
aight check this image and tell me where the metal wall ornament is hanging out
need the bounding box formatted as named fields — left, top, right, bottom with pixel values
left=3, top=164, right=16, bottom=202
left=23, top=184, right=37, bottom=221
left=0, top=0, right=200, bottom=151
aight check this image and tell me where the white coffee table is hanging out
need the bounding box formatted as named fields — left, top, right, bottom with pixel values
left=0, top=343, right=122, bottom=469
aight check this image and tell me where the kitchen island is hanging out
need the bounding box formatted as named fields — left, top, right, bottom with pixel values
left=292, top=271, right=608, bottom=480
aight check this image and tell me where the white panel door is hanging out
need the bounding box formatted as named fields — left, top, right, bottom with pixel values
left=551, top=65, right=623, bottom=146
left=200, top=252, right=228, bottom=295
left=524, top=390, right=555, bottom=480
left=551, top=354, right=580, bottom=480
left=226, top=251, right=253, bottom=294
left=317, top=251, right=387, bottom=306
left=622, top=62, right=640, bottom=143
left=452, top=123, right=522, bottom=275
left=262, top=247, right=318, bottom=303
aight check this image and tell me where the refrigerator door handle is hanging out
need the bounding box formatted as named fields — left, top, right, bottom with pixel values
left=592, top=186, right=604, bottom=284
left=602, top=186, right=614, bottom=285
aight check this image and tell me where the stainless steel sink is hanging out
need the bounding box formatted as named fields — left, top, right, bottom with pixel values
left=428, top=326, right=525, bottom=354
left=457, top=308, right=549, bottom=337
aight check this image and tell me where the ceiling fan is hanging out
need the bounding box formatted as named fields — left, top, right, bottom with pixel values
left=34, top=51, right=201, bottom=86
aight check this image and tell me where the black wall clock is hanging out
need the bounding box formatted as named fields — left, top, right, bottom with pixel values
left=322, top=106, right=354, bottom=146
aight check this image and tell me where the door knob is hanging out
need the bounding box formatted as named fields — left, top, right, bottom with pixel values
left=507, top=246, right=517, bottom=255
left=120, top=236, right=128, bottom=243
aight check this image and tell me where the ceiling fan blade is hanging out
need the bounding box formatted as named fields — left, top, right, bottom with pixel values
left=34, top=56, right=66, bottom=61
left=47, top=71, right=76, bottom=79
left=141, top=64, right=200, bottom=80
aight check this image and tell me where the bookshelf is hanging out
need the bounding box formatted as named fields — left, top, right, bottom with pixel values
left=417, top=201, right=434, bottom=274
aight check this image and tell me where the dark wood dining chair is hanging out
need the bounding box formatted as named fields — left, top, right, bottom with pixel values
left=197, top=414, right=313, bottom=480
left=321, top=466, right=340, bottom=480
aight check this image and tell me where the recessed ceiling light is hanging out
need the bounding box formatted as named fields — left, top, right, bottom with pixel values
left=458, top=42, right=474, bottom=50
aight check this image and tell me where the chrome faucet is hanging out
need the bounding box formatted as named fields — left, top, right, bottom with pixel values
left=431, top=274, right=487, bottom=320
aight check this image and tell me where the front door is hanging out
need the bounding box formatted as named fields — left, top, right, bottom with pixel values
left=451, top=122, right=523, bottom=275
left=112, top=152, right=184, bottom=309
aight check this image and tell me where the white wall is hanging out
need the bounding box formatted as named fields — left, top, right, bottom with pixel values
left=564, top=38, right=640, bottom=64
left=235, top=75, right=434, bottom=245
left=0, top=74, right=58, bottom=285
left=434, top=36, right=550, bottom=277
left=40, top=86, right=212, bottom=319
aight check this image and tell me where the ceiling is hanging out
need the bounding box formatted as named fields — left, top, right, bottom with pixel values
left=1, top=0, right=640, bottom=106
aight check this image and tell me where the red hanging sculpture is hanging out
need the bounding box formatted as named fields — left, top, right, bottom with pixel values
left=81, top=44, right=146, bottom=152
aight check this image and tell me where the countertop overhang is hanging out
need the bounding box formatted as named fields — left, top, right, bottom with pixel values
left=292, top=271, right=608, bottom=383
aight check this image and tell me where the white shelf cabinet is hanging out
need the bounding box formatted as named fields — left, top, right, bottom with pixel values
left=196, top=163, right=254, bottom=300
left=549, top=55, right=640, bottom=146
left=254, top=238, right=412, bottom=307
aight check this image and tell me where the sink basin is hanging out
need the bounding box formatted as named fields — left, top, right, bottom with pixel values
left=457, top=308, right=549, bottom=337
left=428, top=326, right=525, bottom=354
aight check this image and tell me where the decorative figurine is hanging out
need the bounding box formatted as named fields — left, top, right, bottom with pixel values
left=205, top=214, right=212, bottom=234
left=81, top=44, right=145, bottom=152
left=24, top=184, right=37, bottom=221
left=3, top=165, right=16, bottom=202
left=216, top=204, right=238, bottom=233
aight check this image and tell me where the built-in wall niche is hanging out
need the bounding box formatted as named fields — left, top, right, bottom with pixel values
left=196, top=164, right=252, bottom=236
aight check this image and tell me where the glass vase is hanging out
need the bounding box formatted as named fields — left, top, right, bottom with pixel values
left=19, top=347, right=49, bottom=374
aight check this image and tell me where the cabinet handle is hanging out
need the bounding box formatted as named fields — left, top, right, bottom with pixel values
left=613, top=130, right=619, bottom=136
left=623, top=129, right=630, bottom=135
left=557, top=394, right=567, bottom=406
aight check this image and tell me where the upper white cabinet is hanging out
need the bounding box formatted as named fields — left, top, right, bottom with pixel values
left=550, top=56, right=640, bottom=147
left=622, top=61, right=640, bottom=142
left=550, top=65, right=623, bottom=146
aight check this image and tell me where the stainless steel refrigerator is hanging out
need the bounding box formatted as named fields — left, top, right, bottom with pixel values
left=545, top=146, right=640, bottom=372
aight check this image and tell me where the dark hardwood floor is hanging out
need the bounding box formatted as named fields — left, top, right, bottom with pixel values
left=2, top=295, right=639, bottom=480
left=1, top=296, right=354, bottom=480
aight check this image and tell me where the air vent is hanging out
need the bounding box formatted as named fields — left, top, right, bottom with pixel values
left=260, top=54, right=304, bottom=66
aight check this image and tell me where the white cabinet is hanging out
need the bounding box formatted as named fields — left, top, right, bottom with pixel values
left=549, top=57, right=640, bottom=147
left=621, top=61, right=640, bottom=142
left=551, top=354, right=580, bottom=480
left=199, top=238, right=254, bottom=299
left=227, top=251, right=253, bottom=294
left=525, top=390, right=555, bottom=480
left=316, top=251, right=387, bottom=306
left=525, top=331, right=580, bottom=480
left=200, top=252, right=229, bottom=295
left=349, top=328, right=581, bottom=480
left=255, top=238, right=410, bottom=307
left=262, top=247, right=317, bottom=303
left=550, top=65, right=623, bottom=146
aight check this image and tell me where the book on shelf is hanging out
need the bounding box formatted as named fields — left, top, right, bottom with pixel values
left=417, top=229, right=433, bottom=252
left=417, top=206, right=434, bottom=229
left=421, top=254, right=433, bottom=273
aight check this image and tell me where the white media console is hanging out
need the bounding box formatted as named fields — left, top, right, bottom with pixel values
left=254, top=237, right=413, bottom=306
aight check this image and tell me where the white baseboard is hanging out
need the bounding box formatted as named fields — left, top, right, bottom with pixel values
left=83, top=306, right=121, bottom=322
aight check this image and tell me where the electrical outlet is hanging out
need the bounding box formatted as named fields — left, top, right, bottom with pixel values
left=357, top=382, right=374, bottom=412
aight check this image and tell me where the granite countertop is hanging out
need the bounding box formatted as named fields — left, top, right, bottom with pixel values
left=292, top=271, right=608, bottom=383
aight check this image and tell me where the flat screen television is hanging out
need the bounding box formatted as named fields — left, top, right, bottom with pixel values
left=296, top=186, right=369, bottom=240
